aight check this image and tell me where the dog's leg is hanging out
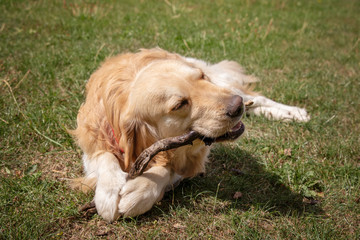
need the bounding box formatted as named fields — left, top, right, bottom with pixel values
left=243, top=95, right=310, bottom=122
left=84, top=152, right=127, bottom=222
left=185, top=57, right=310, bottom=122
left=118, top=166, right=172, bottom=217
left=165, top=173, right=183, bottom=192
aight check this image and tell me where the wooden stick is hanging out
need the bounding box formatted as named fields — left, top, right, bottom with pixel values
left=79, top=200, right=97, bottom=218
left=79, top=200, right=95, bottom=212
left=128, top=131, right=200, bottom=178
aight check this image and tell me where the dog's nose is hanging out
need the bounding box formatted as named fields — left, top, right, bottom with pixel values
left=226, top=95, right=244, bottom=118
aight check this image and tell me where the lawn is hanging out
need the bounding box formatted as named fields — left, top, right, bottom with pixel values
left=1, top=0, right=359, bottom=239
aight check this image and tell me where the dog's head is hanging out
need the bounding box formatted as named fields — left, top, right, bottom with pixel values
left=102, top=50, right=245, bottom=169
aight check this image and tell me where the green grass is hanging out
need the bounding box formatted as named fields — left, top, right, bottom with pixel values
left=1, top=0, right=359, bottom=239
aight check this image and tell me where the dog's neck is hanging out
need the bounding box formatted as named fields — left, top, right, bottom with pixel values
left=110, top=125, right=125, bottom=154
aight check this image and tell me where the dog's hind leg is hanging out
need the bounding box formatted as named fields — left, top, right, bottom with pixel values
left=201, top=60, right=310, bottom=122
left=242, top=95, right=310, bottom=122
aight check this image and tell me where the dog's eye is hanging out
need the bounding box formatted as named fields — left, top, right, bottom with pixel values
left=172, top=99, right=189, bottom=111
left=200, top=72, right=209, bottom=81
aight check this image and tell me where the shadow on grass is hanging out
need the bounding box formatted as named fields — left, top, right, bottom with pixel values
left=138, top=144, right=325, bottom=221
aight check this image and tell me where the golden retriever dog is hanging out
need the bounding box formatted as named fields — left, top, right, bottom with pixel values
left=71, top=48, right=309, bottom=222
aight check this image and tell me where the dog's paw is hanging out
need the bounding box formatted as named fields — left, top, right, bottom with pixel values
left=274, top=106, right=310, bottom=122
left=288, top=107, right=310, bottom=122
left=118, top=176, right=164, bottom=217
left=94, top=171, right=127, bottom=222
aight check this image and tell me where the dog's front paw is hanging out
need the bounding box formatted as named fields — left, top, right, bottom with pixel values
left=94, top=171, right=127, bottom=222
left=118, top=176, right=164, bottom=217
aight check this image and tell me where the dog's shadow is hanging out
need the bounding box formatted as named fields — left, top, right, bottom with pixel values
left=141, top=144, right=324, bottom=220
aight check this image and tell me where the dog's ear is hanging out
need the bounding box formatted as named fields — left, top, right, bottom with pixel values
left=119, top=115, right=157, bottom=170
left=102, top=89, right=155, bottom=171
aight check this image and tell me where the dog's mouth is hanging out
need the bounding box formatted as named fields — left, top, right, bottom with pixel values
left=129, top=121, right=245, bottom=178
left=200, top=121, right=245, bottom=146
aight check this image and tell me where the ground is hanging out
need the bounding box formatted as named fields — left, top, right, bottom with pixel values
left=0, top=0, right=359, bottom=239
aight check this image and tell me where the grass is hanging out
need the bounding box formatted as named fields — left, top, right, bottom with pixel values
left=0, top=0, right=359, bottom=239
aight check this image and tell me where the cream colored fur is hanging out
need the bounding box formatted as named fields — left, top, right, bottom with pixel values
left=71, top=48, right=309, bottom=222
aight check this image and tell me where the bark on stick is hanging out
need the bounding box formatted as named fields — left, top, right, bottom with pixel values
left=129, top=131, right=200, bottom=178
